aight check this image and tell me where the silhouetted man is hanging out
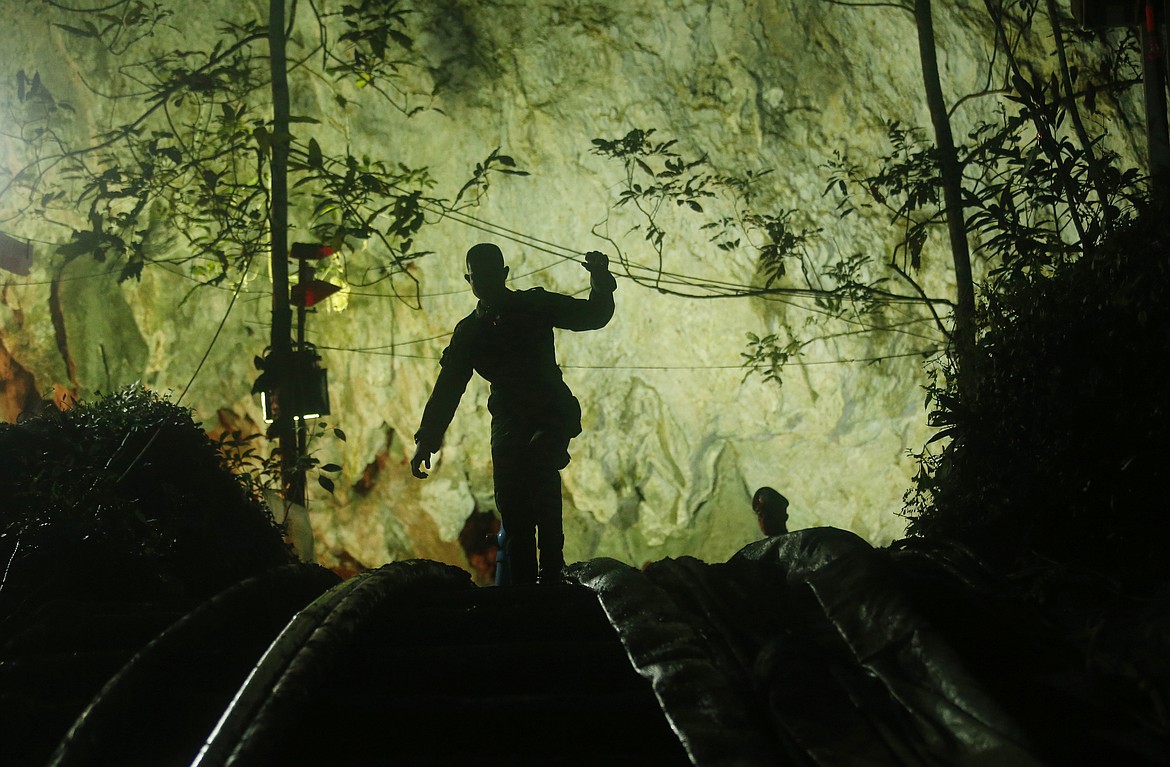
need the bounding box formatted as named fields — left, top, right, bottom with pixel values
left=411, top=243, right=617, bottom=584
left=752, top=486, right=789, bottom=536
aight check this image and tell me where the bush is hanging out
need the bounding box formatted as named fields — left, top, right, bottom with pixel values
left=905, top=208, right=1170, bottom=585
left=0, top=385, right=295, bottom=609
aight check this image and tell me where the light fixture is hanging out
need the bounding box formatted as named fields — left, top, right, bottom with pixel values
left=255, top=347, right=331, bottom=423
left=290, top=279, right=341, bottom=307
left=289, top=242, right=341, bottom=308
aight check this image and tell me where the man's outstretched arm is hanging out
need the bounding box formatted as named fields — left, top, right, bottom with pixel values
left=549, top=251, right=617, bottom=331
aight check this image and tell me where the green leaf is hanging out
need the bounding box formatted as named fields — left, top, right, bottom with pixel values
left=253, top=126, right=271, bottom=153
left=119, top=259, right=145, bottom=283
left=388, top=29, right=414, bottom=50
left=53, top=23, right=97, bottom=38
left=925, top=426, right=957, bottom=446
left=318, top=475, right=336, bottom=493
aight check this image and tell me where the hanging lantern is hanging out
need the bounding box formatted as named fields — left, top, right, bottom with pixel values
left=255, top=347, right=331, bottom=423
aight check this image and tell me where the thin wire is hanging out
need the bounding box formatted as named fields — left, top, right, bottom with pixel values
left=315, top=346, right=436, bottom=359
left=310, top=304, right=939, bottom=362
left=0, top=536, right=20, bottom=595
left=151, top=260, right=271, bottom=296
left=338, top=218, right=946, bottom=343
left=7, top=264, right=125, bottom=285
left=4, top=252, right=256, bottom=287
left=314, top=342, right=941, bottom=369
left=4, top=200, right=948, bottom=349
left=176, top=254, right=253, bottom=404
left=9, top=175, right=950, bottom=313
left=437, top=204, right=951, bottom=306
left=434, top=205, right=584, bottom=264
left=114, top=255, right=253, bottom=486
left=16, top=246, right=940, bottom=346
left=561, top=348, right=941, bottom=370
left=316, top=331, right=452, bottom=352
left=422, top=204, right=951, bottom=348
left=8, top=204, right=949, bottom=338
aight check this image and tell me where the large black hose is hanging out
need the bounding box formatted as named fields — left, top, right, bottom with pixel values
left=48, top=563, right=339, bottom=767
left=191, top=559, right=472, bottom=767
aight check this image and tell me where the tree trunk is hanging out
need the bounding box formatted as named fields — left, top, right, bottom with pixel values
left=268, top=0, right=304, bottom=505
left=915, top=0, right=977, bottom=384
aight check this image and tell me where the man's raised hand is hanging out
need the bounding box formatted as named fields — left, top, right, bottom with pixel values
left=583, top=250, right=609, bottom=274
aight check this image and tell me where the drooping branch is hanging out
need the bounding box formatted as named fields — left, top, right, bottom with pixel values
left=1043, top=0, right=1113, bottom=226
left=0, top=28, right=267, bottom=203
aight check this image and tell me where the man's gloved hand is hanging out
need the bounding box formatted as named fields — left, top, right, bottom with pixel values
left=410, top=437, right=439, bottom=479
left=583, top=251, right=617, bottom=290
left=583, top=250, right=609, bottom=274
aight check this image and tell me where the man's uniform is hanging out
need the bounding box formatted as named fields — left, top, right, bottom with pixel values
left=414, top=269, right=616, bottom=583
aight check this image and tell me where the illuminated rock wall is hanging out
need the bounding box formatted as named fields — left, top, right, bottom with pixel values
left=0, top=2, right=1140, bottom=573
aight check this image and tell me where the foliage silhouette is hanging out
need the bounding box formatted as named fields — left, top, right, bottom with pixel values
left=590, top=2, right=1144, bottom=392
left=904, top=207, right=1170, bottom=584
left=2, top=0, right=525, bottom=300
left=1, top=0, right=528, bottom=500
left=588, top=3, right=1164, bottom=590
left=0, top=385, right=295, bottom=616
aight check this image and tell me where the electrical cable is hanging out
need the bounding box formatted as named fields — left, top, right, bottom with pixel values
left=312, top=308, right=937, bottom=359
left=433, top=203, right=953, bottom=306
left=339, top=219, right=946, bottom=343
left=413, top=203, right=952, bottom=347
left=3, top=251, right=258, bottom=287
left=176, top=253, right=253, bottom=404
left=561, top=348, right=942, bottom=370
left=113, top=253, right=253, bottom=486
left=312, top=341, right=941, bottom=369
left=4, top=187, right=949, bottom=357
left=7, top=202, right=951, bottom=343
left=315, top=331, right=453, bottom=353
left=6, top=265, right=126, bottom=285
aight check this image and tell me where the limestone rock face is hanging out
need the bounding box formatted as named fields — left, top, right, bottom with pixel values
left=0, top=2, right=1140, bottom=572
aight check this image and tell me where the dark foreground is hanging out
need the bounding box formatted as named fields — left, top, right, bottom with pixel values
left=2, top=529, right=1167, bottom=766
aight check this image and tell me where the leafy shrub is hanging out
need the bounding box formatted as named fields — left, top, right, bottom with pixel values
left=905, top=208, right=1170, bottom=585
left=0, top=385, right=295, bottom=610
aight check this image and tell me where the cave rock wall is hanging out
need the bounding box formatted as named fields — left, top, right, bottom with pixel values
left=0, top=1, right=1139, bottom=572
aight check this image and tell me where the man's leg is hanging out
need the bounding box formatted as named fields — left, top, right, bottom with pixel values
left=532, top=466, right=565, bottom=582
left=494, top=523, right=510, bottom=586
left=492, top=447, right=538, bottom=585
left=525, top=428, right=571, bottom=583
left=500, top=517, right=537, bottom=584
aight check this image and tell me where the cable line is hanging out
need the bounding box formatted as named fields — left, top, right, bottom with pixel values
left=420, top=204, right=951, bottom=345
left=314, top=342, right=941, bottom=369
left=3, top=195, right=951, bottom=349
left=7, top=203, right=951, bottom=319
left=175, top=256, right=255, bottom=404
left=112, top=255, right=253, bottom=487
left=315, top=332, right=453, bottom=353
left=434, top=204, right=953, bottom=307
